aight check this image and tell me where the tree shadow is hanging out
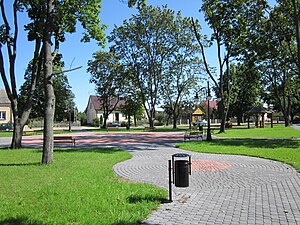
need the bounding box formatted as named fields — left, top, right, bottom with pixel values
left=0, top=216, right=47, bottom=225
left=0, top=162, right=40, bottom=167
left=54, top=147, right=124, bottom=154
left=127, top=194, right=166, bottom=204
left=211, top=139, right=300, bottom=149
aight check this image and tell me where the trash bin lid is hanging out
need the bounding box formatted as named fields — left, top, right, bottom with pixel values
left=172, top=153, right=190, bottom=158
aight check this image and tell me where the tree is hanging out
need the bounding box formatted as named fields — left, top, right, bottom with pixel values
left=227, top=62, right=260, bottom=125
left=19, top=55, right=75, bottom=121
left=88, top=50, right=124, bottom=128
left=0, top=0, right=44, bottom=148
left=255, top=3, right=300, bottom=126
left=110, top=5, right=194, bottom=128
left=0, top=0, right=106, bottom=164
left=120, top=97, right=144, bottom=128
left=160, top=16, right=202, bottom=129
left=192, top=0, right=269, bottom=133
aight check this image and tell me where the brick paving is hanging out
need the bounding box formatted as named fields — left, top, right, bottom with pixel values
left=1, top=131, right=300, bottom=224
left=112, top=136, right=300, bottom=225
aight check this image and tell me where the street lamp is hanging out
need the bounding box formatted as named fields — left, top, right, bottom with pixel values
left=194, top=81, right=212, bottom=141
left=206, top=81, right=212, bottom=141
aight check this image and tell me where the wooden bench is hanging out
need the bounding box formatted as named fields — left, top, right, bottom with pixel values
left=23, top=130, right=37, bottom=135
left=183, top=130, right=203, bottom=142
left=107, top=126, right=119, bottom=131
left=144, top=127, right=155, bottom=131
left=54, top=136, right=75, bottom=147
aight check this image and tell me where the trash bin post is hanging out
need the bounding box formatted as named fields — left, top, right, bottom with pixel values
left=168, top=160, right=172, bottom=202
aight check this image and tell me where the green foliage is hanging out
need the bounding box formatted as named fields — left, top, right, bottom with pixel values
left=87, top=50, right=124, bottom=128
left=0, top=147, right=166, bottom=224
left=22, top=0, right=106, bottom=46
left=18, top=56, right=75, bottom=121
left=110, top=5, right=200, bottom=127
left=227, top=62, right=260, bottom=121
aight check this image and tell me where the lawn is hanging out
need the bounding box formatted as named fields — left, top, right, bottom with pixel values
left=0, top=147, right=166, bottom=224
left=177, top=125, right=300, bottom=171
left=215, top=124, right=300, bottom=138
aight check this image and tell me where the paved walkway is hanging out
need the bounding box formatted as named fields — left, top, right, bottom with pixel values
left=114, top=142, right=300, bottom=225
left=1, top=131, right=300, bottom=224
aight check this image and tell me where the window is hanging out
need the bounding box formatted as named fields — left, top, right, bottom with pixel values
left=0, top=111, right=6, bottom=120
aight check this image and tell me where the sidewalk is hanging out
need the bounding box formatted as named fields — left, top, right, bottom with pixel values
left=114, top=142, right=300, bottom=225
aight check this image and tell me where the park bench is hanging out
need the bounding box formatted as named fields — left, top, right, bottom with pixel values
left=54, top=136, right=75, bottom=147
left=107, top=126, right=119, bottom=131
left=183, top=130, right=203, bottom=142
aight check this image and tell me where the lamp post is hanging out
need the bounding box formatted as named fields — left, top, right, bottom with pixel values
left=194, top=81, right=212, bottom=141
left=206, top=81, right=212, bottom=141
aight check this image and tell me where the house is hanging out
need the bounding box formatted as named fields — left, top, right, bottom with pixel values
left=86, top=95, right=127, bottom=125
left=0, top=89, right=12, bottom=125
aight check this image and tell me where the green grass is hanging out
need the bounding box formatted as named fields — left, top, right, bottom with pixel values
left=0, top=131, right=13, bottom=137
left=89, top=126, right=189, bottom=133
left=0, top=147, right=166, bottom=224
left=215, top=124, right=300, bottom=138
left=177, top=125, right=300, bottom=171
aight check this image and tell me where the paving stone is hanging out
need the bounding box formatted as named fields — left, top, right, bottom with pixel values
left=113, top=142, right=300, bottom=225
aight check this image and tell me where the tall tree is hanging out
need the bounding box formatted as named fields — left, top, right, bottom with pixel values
left=227, top=62, right=260, bottom=125
left=18, top=55, right=75, bottom=121
left=255, top=3, right=299, bottom=126
left=0, top=0, right=106, bottom=164
left=110, top=5, right=193, bottom=128
left=161, top=16, right=202, bottom=129
left=0, top=0, right=44, bottom=148
left=192, top=0, right=269, bottom=133
left=88, top=50, right=124, bottom=128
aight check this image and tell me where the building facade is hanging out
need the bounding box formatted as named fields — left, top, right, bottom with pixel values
left=86, top=95, right=127, bottom=126
left=0, top=89, right=12, bottom=125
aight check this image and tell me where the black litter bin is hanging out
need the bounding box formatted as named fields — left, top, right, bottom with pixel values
left=172, top=153, right=191, bottom=187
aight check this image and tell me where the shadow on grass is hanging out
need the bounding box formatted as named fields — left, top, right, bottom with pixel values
left=0, top=216, right=46, bottom=225
left=54, top=147, right=124, bottom=154
left=0, top=162, right=40, bottom=167
left=127, top=194, right=166, bottom=204
left=211, top=139, right=300, bottom=149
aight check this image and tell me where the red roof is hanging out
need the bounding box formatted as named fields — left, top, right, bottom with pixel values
left=200, top=100, right=218, bottom=110
left=89, top=96, right=126, bottom=111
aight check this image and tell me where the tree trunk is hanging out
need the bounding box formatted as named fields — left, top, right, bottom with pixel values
left=219, top=100, right=226, bottom=133
left=42, top=0, right=55, bottom=164
left=127, top=115, right=131, bottom=130
left=11, top=119, right=23, bottom=149
left=172, top=115, right=177, bottom=129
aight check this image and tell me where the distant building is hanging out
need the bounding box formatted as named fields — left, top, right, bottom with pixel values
left=0, top=89, right=12, bottom=125
left=86, top=95, right=127, bottom=125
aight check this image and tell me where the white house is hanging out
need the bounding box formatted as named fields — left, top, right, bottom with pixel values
left=86, top=95, right=127, bottom=125
left=0, top=89, right=12, bottom=125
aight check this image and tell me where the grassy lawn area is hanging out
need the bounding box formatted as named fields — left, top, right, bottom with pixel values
left=0, top=147, right=166, bottom=224
left=215, top=124, right=300, bottom=138
left=177, top=125, right=300, bottom=171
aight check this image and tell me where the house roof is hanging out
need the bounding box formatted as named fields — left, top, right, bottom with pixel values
left=192, top=108, right=204, bottom=115
left=248, top=106, right=272, bottom=114
left=89, top=95, right=126, bottom=111
left=0, top=89, right=10, bottom=104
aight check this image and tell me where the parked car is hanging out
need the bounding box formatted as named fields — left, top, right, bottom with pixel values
left=107, top=122, right=121, bottom=127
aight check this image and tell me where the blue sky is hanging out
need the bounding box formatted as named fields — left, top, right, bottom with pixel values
left=1, top=0, right=276, bottom=112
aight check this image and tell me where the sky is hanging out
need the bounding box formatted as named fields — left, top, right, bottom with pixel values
left=1, top=0, right=276, bottom=112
